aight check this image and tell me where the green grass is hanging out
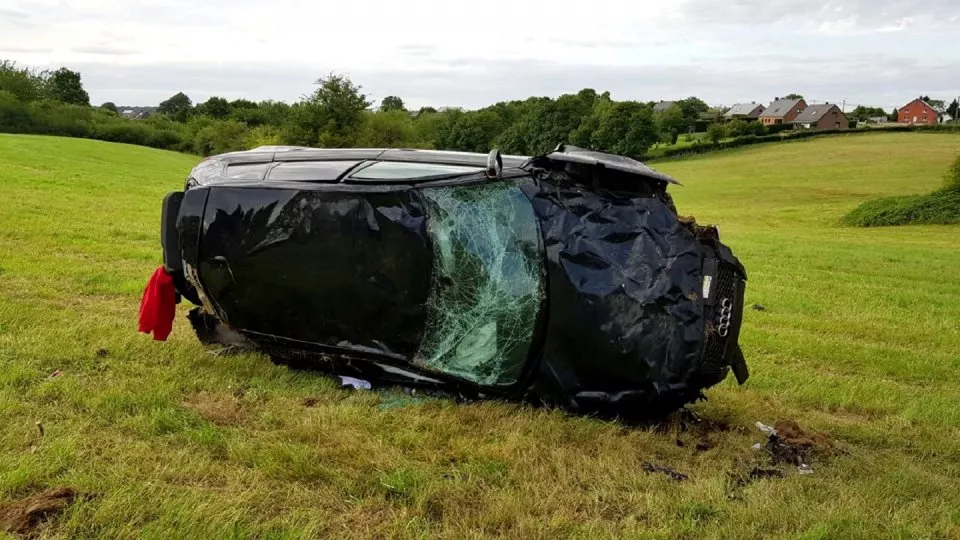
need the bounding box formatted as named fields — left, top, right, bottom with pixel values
left=842, top=154, right=960, bottom=227
left=1, top=132, right=959, bottom=538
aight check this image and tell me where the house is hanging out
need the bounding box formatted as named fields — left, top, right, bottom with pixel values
left=724, top=102, right=765, bottom=120
left=789, top=104, right=849, bottom=130
left=898, top=98, right=940, bottom=125
left=653, top=101, right=676, bottom=113
left=759, top=97, right=807, bottom=125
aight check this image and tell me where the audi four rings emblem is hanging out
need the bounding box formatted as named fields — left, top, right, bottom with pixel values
left=717, top=298, right=733, bottom=337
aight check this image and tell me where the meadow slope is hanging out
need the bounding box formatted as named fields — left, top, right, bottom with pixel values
left=0, top=133, right=958, bottom=538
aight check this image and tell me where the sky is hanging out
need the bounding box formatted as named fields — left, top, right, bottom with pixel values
left=2, top=0, right=959, bottom=110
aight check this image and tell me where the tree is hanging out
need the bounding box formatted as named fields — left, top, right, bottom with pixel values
left=585, top=101, right=658, bottom=156
left=44, top=67, right=90, bottom=105
left=307, top=73, right=371, bottom=129
left=158, top=92, right=193, bottom=122
left=727, top=118, right=749, bottom=138
left=357, top=110, right=422, bottom=147
left=0, top=60, right=47, bottom=102
left=849, top=105, right=887, bottom=122
left=706, top=122, right=729, bottom=145
left=196, top=96, right=232, bottom=119
left=493, top=90, right=600, bottom=155
left=100, top=102, right=119, bottom=114
left=380, top=95, right=405, bottom=112
left=435, top=109, right=504, bottom=153
left=677, top=97, right=708, bottom=129
left=655, top=105, right=686, bottom=144
left=948, top=99, right=959, bottom=120
left=784, top=93, right=804, bottom=100
left=889, top=108, right=899, bottom=122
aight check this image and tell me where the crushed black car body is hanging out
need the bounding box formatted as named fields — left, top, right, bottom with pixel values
left=157, top=144, right=748, bottom=419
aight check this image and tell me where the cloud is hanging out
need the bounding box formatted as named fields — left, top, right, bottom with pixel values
left=71, top=53, right=960, bottom=111
left=71, top=46, right=141, bottom=56
left=4, top=0, right=960, bottom=109
left=0, top=45, right=52, bottom=54
left=680, top=0, right=960, bottom=32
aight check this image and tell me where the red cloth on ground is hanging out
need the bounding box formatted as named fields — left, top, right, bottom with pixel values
left=138, top=266, right=176, bottom=341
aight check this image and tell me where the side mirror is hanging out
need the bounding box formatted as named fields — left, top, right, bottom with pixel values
left=486, top=149, right=503, bottom=179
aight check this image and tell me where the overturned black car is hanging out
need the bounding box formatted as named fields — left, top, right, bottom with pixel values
left=154, top=144, right=748, bottom=418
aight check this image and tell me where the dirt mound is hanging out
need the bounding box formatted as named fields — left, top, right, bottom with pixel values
left=0, top=487, right=77, bottom=535
left=768, top=420, right=835, bottom=465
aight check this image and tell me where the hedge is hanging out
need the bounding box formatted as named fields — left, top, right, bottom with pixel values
left=642, top=123, right=960, bottom=161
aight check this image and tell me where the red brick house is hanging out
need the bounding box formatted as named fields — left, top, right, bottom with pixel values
left=790, top=104, right=849, bottom=130
left=898, top=98, right=940, bottom=125
left=759, top=98, right=807, bottom=126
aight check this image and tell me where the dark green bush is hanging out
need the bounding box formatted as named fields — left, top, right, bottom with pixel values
left=843, top=154, right=960, bottom=227
left=0, top=90, right=31, bottom=131
left=841, top=189, right=960, bottom=227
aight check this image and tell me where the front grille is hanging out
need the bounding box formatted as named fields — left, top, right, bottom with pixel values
left=699, top=260, right=738, bottom=375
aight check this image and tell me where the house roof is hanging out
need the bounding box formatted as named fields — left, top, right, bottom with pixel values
left=653, top=101, right=676, bottom=112
left=724, top=103, right=764, bottom=117
left=759, top=98, right=804, bottom=118
left=902, top=98, right=942, bottom=115
left=791, top=104, right=845, bottom=124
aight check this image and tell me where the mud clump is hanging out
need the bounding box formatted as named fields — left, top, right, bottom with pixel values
left=768, top=420, right=835, bottom=465
left=0, top=487, right=77, bottom=535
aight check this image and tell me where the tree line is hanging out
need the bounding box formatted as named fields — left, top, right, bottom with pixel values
left=2, top=60, right=957, bottom=158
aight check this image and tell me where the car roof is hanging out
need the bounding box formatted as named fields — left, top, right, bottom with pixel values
left=207, top=146, right=531, bottom=168
left=188, top=145, right=679, bottom=186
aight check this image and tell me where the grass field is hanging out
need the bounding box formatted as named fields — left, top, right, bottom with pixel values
left=1, top=132, right=959, bottom=538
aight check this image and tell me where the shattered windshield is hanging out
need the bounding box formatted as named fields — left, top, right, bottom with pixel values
left=414, top=181, right=544, bottom=386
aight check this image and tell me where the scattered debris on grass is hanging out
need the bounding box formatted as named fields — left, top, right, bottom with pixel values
left=696, top=436, right=715, bottom=452
left=0, top=487, right=77, bottom=535
left=302, top=397, right=320, bottom=408
left=46, top=370, right=63, bottom=380
left=658, top=408, right=737, bottom=451
left=729, top=466, right=785, bottom=488
left=338, top=376, right=372, bottom=390
left=751, top=304, right=766, bottom=311
left=642, top=462, right=689, bottom=482
left=206, top=346, right=248, bottom=357
left=95, top=348, right=109, bottom=358
left=753, top=419, right=837, bottom=474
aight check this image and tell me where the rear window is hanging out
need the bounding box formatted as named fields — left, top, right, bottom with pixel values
left=348, top=162, right=482, bottom=181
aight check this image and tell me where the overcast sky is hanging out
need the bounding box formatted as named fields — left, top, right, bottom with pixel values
left=2, top=0, right=959, bottom=110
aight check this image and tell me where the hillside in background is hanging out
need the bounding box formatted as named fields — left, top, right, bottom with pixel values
left=0, top=133, right=958, bottom=538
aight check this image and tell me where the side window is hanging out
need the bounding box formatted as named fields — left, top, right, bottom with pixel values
left=348, top=162, right=482, bottom=182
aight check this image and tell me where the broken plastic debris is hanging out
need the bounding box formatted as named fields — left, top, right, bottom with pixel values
left=756, top=422, right=778, bottom=436
left=752, top=443, right=763, bottom=450
left=338, top=376, right=372, bottom=390
left=798, top=464, right=814, bottom=475
left=642, top=462, right=689, bottom=481
left=47, top=370, right=63, bottom=380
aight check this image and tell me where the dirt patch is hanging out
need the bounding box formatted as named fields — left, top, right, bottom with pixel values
left=0, top=487, right=77, bottom=535
left=184, top=392, right=248, bottom=426
left=767, top=420, right=836, bottom=466
left=658, top=408, right=735, bottom=452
